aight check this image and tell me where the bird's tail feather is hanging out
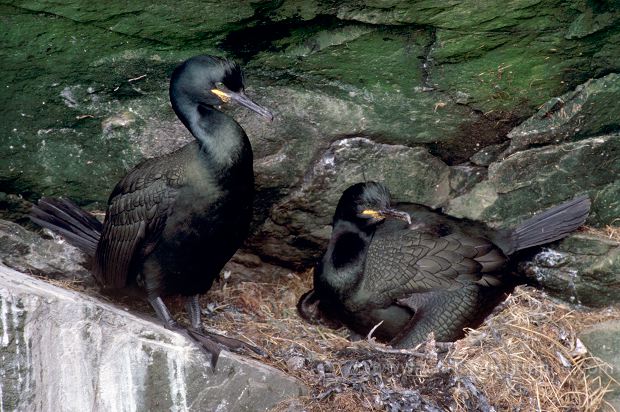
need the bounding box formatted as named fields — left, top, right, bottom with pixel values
left=30, top=197, right=103, bottom=258
left=509, top=195, right=591, bottom=253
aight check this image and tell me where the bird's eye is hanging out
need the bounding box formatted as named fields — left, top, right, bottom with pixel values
left=215, top=82, right=225, bottom=89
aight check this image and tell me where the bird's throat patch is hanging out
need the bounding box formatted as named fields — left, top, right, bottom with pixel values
left=331, top=232, right=367, bottom=269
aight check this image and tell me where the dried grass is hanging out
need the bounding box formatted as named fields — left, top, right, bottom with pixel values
left=584, top=225, right=620, bottom=242
left=449, top=288, right=619, bottom=411
left=31, top=273, right=91, bottom=292
left=191, top=270, right=620, bottom=411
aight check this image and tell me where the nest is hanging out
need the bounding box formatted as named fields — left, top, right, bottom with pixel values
left=202, top=270, right=620, bottom=412
left=585, top=225, right=620, bottom=242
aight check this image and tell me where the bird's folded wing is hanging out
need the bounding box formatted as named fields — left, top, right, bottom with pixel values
left=93, top=163, right=181, bottom=288
left=352, top=230, right=494, bottom=309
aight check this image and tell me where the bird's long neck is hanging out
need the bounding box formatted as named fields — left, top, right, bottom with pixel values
left=172, top=96, right=249, bottom=173
left=320, top=221, right=374, bottom=294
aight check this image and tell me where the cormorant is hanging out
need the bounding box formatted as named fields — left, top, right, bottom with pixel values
left=31, top=55, right=273, bottom=358
left=297, top=182, right=591, bottom=348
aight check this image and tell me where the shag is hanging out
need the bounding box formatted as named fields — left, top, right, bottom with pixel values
left=297, top=182, right=590, bottom=348
left=31, top=55, right=273, bottom=359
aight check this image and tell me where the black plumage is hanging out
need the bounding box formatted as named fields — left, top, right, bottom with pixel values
left=298, top=182, right=591, bottom=348
left=31, top=55, right=272, bottom=355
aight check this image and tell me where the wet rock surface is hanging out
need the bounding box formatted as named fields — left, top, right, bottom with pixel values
left=506, top=73, right=620, bottom=154
left=446, top=134, right=620, bottom=227
left=0, top=219, right=92, bottom=284
left=0, top=264, right=307, bottom=411
left=519, top=233, right=620, bottom=306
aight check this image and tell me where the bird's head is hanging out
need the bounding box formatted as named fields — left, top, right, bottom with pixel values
left=170, top=55, right=273, bottom=121
left=296, top=289, right=343, bottom=330
left=332, top=182, right=411, bottom=228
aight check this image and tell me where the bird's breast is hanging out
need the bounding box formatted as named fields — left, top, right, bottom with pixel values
left=162, top=144, right=253, bottom=246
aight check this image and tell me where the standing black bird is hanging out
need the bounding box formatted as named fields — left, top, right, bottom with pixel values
left=298, top=182, right=591, bottom=348
left=31, top=55, right=273, bottom=355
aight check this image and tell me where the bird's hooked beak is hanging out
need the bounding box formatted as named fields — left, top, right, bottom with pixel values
left=361, top=208, right=412, bottom=225
left=297, top=289, right=343, bottom=329
left=211, top=88, right=274, bottom=121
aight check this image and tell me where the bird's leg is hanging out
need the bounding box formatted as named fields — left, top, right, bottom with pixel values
left=148, top=296, right=178, bottom=329
left=148, top=295, right=223, bottom=366
left=186, top=328, right=265, bottom=357
left=147, top=294, right=263, bottom=364
left=149, top=297, right=217, bottom=366
left=185, top=295, right=203, bottom=331
left=183, top=295, right=266, bottom=358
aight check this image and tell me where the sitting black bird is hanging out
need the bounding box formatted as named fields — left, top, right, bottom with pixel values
left=31, top=55, right=273, bottom=357
left=298, top=182, right=591, bottom=348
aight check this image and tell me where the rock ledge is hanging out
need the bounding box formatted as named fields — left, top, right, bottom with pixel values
left=0, top=264, right=306, bottom=412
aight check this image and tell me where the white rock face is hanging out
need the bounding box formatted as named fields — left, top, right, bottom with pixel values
left=0, top=265, right=306, bottom=412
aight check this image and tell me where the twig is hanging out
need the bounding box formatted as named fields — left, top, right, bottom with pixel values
left=366, top=321, right=384, bottom=342
left=339, top=321, right=438, bottom=358
left=128, top=74, right=147, bottom=82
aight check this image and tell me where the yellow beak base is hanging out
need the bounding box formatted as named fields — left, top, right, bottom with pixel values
left=211, top=88, right=231, bottom=103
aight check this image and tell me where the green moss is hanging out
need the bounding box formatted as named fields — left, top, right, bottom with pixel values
left=590, top=181, right=620, bottom=226
left=10, top=0, right=256, bottom=45
left=427, top=0, right=619, bottom=115
left=560, top=234, right=616, bottom=256
left=436, top=31, right=577, bottom=115
left=0, top=4, right=218, bottom=205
